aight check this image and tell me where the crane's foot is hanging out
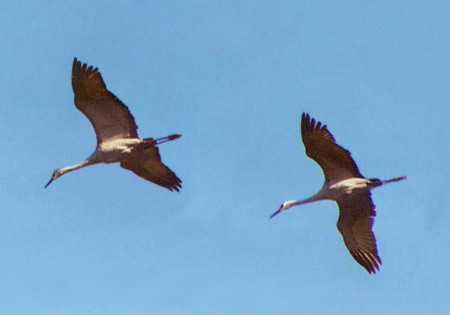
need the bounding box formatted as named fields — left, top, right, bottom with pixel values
left=144, top=134, right=182, bottom=146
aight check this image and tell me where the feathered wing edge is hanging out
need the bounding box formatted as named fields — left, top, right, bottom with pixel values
left=336, top=192, right=382, bottom=274
left=72, top=58, right=139, bottom=142
left=301, top=113, right=364, bottom=182
left=120, top=143, right=182, bottom=192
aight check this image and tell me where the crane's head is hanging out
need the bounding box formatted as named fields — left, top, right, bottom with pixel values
left=45, top=169, right=64, bottom=188
left=269, top=201, right=296, bottom=219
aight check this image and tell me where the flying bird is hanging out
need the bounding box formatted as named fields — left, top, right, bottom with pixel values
left=45, top=58, right=182, bottom=191
left=270, top=113, right=405, bottom=274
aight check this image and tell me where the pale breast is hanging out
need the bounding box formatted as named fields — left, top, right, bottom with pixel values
left=97, top=138, right=141, bottom=163
left=328, top=178, right=372, bottom=197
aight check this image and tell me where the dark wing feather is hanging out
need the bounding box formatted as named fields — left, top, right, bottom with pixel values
left=72, top=58, right=138, bottom=143
left=336, top=192, right=382, bottom=274
left=301, top=113, right=363, bottom=182
left=120, top=143, right=182, bottom=192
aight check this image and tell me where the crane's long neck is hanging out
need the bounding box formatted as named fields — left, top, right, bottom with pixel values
left=59, top=150, right=104, bottom=176
left=45, top=159, right=96, bottom=188
left=59, top=160, right=94, bottom=175
left=287, top=193, right=324, bottom=208
left=271, top=191, right=326, bottom=219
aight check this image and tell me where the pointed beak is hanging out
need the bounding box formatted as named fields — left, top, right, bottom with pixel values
left=44, top=177, right=54, bottom=189
left=270, top=207, right=283, bottom=219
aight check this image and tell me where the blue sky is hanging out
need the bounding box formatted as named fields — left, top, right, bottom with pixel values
left=1, top=1, right=449, bottom=314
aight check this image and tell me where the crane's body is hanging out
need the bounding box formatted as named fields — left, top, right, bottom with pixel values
left=46, top=58, right=182, bottom=191
left=276, top=177, right=405, bottom=213
left=89, top=136, right=178, bottom=164
left=97, top=138, right=143, bottom=161
left=271, top=113, right=405, bottom=274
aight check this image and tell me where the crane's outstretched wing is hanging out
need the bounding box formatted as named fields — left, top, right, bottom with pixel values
left=336, top=192, right=382, bottom=274
left=72, top=58, right=138, bottom=144
left=121, top=143, right=182, bottom=192
left=301, top=113, right=363, bottom=182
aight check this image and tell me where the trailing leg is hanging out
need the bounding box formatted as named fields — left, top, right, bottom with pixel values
left=143, top=134, right=182, bottom=146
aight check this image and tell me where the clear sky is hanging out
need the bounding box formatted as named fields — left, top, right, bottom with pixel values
left=1, top=1, right=449, bottom=314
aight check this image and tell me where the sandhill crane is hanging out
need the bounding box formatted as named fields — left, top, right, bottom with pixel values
left=270, top=113, right=405, bottom=274
left=45, top=58, right=182, bottom=191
